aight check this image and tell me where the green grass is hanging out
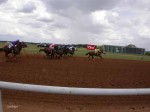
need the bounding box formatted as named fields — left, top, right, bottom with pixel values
left=72, top=47, right=150, bottom=61
left=74, top=47, right=88, bottom=56
left=104, top=52, right=150, bottom=61
left=0, top=42, right=9, bottom=47
left=0, top=42, right=150, bottom=61
left=23, top=44, right=41, bottom=54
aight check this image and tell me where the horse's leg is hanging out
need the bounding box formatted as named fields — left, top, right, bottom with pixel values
left=71, top=52, right=74, bottom=56
left=88, top=55, right=90, bottom=60
left=99, top=55, right=103, bottom=59
left=61, top=54, right=63, bottom=60
left=5, top=52, right=10, bottom=59
left=92, top=55, right=94, bottom=59
left=5, top=52, right=11, bottom=62
left=70, top=51, right=73, bottom=56
left=5, top=53, right=8, bottom=57
left=13, top=54, right=17, bottom=60
left=17, top=52, right=22, bottom=59
left=52, top=53, right=54, bottom=59
left=58, top=54, right=63, bottom=60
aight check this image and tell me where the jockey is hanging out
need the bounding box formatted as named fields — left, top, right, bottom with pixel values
left=68, top=46, right=73, bottom=51
left=48, top=43, right=56, bottom=53
left=94, top=48, right=100, bottom=54
left=8, top=39, right=20, bottom=49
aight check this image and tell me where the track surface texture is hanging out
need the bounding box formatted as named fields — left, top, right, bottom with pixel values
left=0, top=53, right=150, bottom=112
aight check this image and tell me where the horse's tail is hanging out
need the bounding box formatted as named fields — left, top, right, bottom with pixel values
left=39, top=49, right=42, bottom=52
left=39, top=49, right=45, bottom=52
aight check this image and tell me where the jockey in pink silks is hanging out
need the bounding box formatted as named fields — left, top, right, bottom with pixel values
left=48, top=43, right=56, bottom=53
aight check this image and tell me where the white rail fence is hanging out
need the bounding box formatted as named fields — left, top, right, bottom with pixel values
left=1, top=81, right=150, bottom=95
left=1, top=81, right=150, bottom=111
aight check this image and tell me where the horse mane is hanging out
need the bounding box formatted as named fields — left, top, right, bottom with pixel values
left=17, top=41, right=27, bottom=48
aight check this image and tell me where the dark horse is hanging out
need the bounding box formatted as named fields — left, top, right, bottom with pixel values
left=63, top=46, right=75, bottom=56
left=39, top=47, right=50, bottom=57
left=0, top=42, right=27, bottom=59
left=39, top=45, right=64, bottom=59
left=86, top=50, right=105, bottom=59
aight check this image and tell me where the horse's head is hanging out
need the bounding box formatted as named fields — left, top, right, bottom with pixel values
left=98, top=50, right=105, bottom=54
left=17, top=42, right=27, bottom=48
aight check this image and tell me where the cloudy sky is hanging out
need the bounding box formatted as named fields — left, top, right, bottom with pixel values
left=0, top=0, right=150, bottom=50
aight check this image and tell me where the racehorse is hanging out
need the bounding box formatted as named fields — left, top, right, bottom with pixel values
left=39, top=45, right=64, bottom=59
left=54, top=45, right=64, bottom=59
left=63, top=46, right=75, bottom=56
left=39, top=47, right=51, bottom=57
left=86, top=50, right=105, bottom=59
left=0, top=41, right=27, bottom=59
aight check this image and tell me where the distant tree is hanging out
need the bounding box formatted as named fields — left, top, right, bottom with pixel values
left=145, top=52, right=150, bottom=56
left=126, top=44, right=136, bottom=48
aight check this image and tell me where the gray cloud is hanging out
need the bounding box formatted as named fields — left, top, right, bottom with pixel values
left=43, top=0, right=121, bottom=20
left=18, top=2, right=36, bottom=13
left=43, top=0, right=120, bottom=12
left=0, top=0, right=7, bottom=4
left=0, top=0, right=150, bottom=50
left=38, top=18, right=54, bottom=23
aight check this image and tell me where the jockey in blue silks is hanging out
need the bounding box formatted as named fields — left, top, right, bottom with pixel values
left=8, top=39, right=20, bottom=48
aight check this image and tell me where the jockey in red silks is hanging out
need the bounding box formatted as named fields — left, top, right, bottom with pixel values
left=48, top=43, right=56, bottom=53
left=8, top=39, right=20, bottom=48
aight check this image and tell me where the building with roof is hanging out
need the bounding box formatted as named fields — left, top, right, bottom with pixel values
left=101, top=44, right=145, bottom=54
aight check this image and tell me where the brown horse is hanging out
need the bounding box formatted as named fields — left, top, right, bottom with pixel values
left=39, top=46, right=64, bottom=59
left=0, top=42, right=27, bottom=59
left=39, top=47, right=51, bottom=57
left=86, top=50, right=105, bottom=59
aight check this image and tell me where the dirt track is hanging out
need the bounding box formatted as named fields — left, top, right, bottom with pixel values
left=0, top=54, right=150, bottom=112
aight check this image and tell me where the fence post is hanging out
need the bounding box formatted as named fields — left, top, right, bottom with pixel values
left=0, top=90, right=3, bottom=112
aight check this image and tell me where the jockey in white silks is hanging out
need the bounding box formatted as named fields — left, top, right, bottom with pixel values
left=95, top=48, right=100, bottom=55
left=68, top=46, right=73, bottom=51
